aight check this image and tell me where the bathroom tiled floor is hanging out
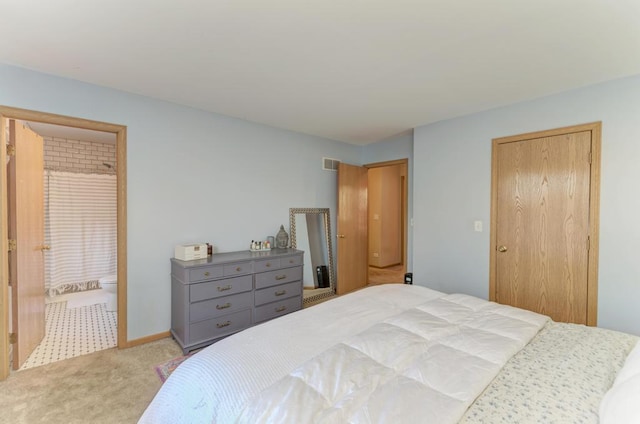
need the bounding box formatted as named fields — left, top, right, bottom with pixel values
left=19, top=291, right=117, bottom=371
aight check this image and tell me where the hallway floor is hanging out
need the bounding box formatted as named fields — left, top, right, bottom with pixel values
left=19, top=290, right=117, bottom=371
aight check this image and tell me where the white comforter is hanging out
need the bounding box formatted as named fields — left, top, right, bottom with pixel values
left=139, top=285, right=549, bottom=423
left=600, top=341, right=640, bottom=423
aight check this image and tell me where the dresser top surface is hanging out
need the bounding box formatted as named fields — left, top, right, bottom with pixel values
left=171, top=248, right=303, bottom=268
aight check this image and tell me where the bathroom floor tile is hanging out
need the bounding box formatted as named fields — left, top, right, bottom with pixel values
left=19, top=296, right=117, bottom=371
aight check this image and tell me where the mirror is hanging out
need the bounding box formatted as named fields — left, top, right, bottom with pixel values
left=289, top=208, right=336, bottom=305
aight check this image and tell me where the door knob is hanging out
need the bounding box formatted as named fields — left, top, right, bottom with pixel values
left=41, top=245, right=51, bottom=251
left=498, top=245, right=508, bottom=252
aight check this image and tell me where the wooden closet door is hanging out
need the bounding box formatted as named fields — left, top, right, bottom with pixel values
left=492, top=125, right=598, bottom=324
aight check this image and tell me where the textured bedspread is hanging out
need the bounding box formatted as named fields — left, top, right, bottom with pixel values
left=461, top=322, right=638, bottom=423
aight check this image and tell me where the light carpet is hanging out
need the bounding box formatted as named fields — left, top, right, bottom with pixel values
left=0, top=337, right=182, bottom=424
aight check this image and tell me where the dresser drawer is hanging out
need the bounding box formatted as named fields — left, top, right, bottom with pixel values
left=190, top=291, right=253, bottom=322
left=254, top=258, right=281, bottom=273
left=255, top=266, right=303, bottom=289
left=188, top=265, right=223, bottom=282
left=171, top=249, right=305, bottom=354
left=254, top=296, right=302, bottom=323
left=281, top=255, right=303, bottom=268
left=223, top=261, right=252, bottom=277
left=190, top=275, right=252, bottom=302
left=254, top=281, right=302, bottom=306
left=189, top=309, right=252, bottom=345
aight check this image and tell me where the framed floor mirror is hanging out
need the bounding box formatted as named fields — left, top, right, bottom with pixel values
left=289, top=208, right=336, bottom=305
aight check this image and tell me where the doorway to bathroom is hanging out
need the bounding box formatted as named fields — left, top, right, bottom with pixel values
left=0, top=107, right=128, bottom=379
left=25, top=122, right=117, bottom=370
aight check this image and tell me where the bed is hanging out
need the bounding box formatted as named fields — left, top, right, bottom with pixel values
left=139, top=284, right=639, bottom=423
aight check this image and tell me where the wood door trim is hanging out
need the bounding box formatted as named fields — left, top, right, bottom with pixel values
left=365, top=159, right=407, bottom=169
left=0, top=106, right=124, bottom=133
left=0, top=106, right=128, bottom=380
left=0, top=117, right=7, bottom=379
left=489, top=122, right=601, bottom=326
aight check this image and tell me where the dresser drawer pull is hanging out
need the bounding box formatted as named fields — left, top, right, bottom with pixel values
left=216, top=303, right=231, bottom=310
left=217, top=285, right=232, bottom=292
left=289, top=259, right=294, bottom=264
left=265, top=262, right=271, bottom=267
left=236, top=266, right=242, bottom=272
left=216, top=321, right=231, bottom=328
left=275, top=274, right=287, bottom=281
left=275, top=290, right=287, bottom=296
left=203, top=271, right=210, bottom=276
left=275, top=306, right=287, bottom=312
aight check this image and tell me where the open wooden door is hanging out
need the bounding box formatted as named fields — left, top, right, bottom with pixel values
left=336, top=163, right=368, bottom=295
left=8, top=119, right=45, bottom=369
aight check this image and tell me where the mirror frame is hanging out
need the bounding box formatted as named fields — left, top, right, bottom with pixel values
left=289, top=207, right=336, bottom=304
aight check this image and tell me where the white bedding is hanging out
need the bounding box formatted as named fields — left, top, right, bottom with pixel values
left=600, top=341, right=640, bottom=423
left=139, top=285, right=549, bottom=423
left=237, top=291, right=548, bottom=423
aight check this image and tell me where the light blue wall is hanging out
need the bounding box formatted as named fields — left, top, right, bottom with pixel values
left=0, top=64, right=361, bottom=339
left=13, top=60, right=636, bottom=338
left=360, top=131, right=414, bottom=271
left=413, top=74, right=640, bottom=336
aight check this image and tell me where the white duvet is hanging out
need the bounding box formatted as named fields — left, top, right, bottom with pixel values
left=139, top=285, right=549, bottom=423
left=600, top=341, right=640, bottom=423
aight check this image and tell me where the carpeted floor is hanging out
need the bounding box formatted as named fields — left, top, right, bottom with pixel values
left=0, top=337, right=182, bottom=424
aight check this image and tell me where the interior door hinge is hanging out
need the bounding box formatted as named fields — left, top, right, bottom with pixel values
left=6, top=144, right=15, bottom=156
left=588, top=151, right=592, bottom=164
left=7, top=239, right=17, bottom=252
left=9, top=333, right=17, bottom=344
left=587, top=236, right=590, bottom=251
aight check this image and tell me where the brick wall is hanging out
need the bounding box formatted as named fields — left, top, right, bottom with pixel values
left=43, top=137, right=116, bottom=174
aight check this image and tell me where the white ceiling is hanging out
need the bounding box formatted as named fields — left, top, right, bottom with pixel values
left=1, top=0, right=639, bottom=145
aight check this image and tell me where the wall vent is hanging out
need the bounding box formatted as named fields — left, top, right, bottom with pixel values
left=322, top=157, right=340, bottom=171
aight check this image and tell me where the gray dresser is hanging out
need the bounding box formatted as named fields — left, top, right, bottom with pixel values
left=171, top=248, right=304, bottom=354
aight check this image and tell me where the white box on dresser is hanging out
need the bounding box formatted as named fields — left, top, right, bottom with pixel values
left=174, top=243, right=208, bottom=261
left=170, top=248, right=304, bottom=354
